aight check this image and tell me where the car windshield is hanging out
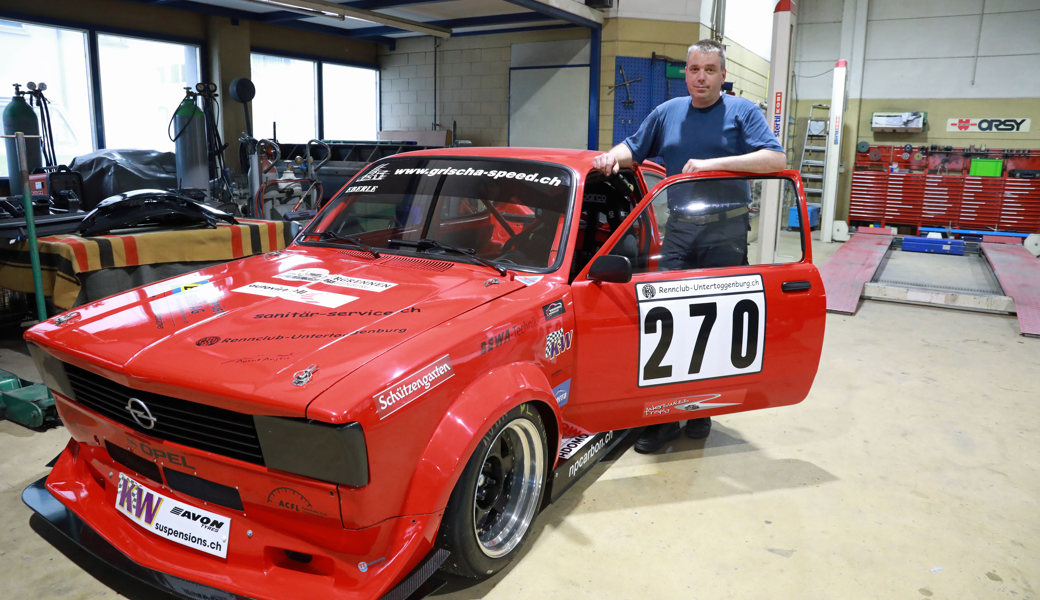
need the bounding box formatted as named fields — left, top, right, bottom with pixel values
left=300, top=156, right=573, bottom=271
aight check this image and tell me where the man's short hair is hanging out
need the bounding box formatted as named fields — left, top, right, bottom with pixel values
left=688, top=39, right=726, bottom=71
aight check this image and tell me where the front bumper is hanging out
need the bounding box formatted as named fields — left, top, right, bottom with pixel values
left=23, top=444, right=448, bottom=600
left=24, top=476, right=254, bottom=600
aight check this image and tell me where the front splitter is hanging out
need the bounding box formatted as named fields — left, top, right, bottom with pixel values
left=23, top=477, right=449, bottom=600
left=23, top=476, right=256, bottom=600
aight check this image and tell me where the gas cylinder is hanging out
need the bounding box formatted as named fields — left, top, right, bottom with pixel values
left=172, top=93, right=208, bottom=192
left=3, top=86, right=43, bottom=195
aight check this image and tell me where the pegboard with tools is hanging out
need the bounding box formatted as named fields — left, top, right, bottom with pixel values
left=611, top=55, right=689, bottom=145
left=853, top=143, right=1040, bottom=176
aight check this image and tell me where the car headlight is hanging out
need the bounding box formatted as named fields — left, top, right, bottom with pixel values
left=27, top=343, right=76, bottom=400
left=255, top=416, right=369, bottom=487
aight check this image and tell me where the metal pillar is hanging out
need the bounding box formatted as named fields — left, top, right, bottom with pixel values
left=754, top=0, right=796, bottom=264
left=820, top=59, right=847, bottom=244
left=9, top=132, right=48, bottom=321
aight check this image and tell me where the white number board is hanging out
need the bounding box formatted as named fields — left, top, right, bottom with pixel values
left=636, top=275, right=766, bottom=387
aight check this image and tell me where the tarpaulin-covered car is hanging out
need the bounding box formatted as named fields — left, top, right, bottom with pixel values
left=22, top=147, right=826, bottom=599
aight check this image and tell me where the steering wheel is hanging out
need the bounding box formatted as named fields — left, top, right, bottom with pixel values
left=501, top=215, right=546, bottom=254
left=501, top=228, right=529, bottom=254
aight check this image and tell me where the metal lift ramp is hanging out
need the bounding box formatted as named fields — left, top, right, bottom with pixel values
left=820, top=230, right=1040, bottom=337
left=819, top=228, right=892, bottom=314
left=981, top=239, right=1040, bottom=337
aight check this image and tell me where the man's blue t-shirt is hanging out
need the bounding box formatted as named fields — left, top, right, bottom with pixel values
left=624, top=94, right=783, bottom=176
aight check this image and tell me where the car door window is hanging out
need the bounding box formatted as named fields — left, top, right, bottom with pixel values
left=609, top=175, right=805, bottom=275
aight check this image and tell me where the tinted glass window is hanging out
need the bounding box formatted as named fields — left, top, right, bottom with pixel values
left=303, top=157, right=573, bottom=271
left=607, top=176, right=806, bottom=274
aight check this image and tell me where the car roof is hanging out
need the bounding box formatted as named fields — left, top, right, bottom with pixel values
left=391, top=146, right=604, bottom=173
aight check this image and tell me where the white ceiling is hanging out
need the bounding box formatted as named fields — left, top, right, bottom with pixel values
left=144, top=0, right=606, bottom=45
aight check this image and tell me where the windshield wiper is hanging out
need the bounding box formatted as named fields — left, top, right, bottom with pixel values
left=387, top=237, right=507, bottom=276
left=316, top=231, right=380, bottom=257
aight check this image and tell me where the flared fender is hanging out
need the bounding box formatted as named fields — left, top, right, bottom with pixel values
left=399, top=361, right=560, bottom=516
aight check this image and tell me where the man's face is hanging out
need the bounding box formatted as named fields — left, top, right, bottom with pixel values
left=685, top=49, right=725, bottom=108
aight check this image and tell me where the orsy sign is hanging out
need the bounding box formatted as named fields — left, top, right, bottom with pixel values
left=946, top=118, right=1031, bottom=133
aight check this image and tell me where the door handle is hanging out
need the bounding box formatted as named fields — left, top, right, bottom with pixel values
left=782, top=280, right=812, bottom=292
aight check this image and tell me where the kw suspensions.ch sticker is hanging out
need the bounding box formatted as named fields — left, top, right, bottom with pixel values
left=637, top=274, right=765, bottom=387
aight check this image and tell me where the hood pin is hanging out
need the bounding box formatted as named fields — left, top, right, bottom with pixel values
left=292, top=364, right=318, bottom=386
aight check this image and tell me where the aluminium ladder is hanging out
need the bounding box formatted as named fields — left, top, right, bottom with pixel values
left=798, top=103, right=829, bottom=199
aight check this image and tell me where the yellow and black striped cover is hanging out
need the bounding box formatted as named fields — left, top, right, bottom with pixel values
left=0, top=219, right=293, bottom=309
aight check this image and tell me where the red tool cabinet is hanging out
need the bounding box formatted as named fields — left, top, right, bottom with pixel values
left=847, top=145, right=1040, bottom=233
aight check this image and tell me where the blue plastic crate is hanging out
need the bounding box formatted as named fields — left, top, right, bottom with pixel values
left=901, top=236, right=965, bottom=255
left=787, top=203, right=821, bottom=229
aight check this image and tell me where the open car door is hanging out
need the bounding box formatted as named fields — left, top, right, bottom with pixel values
left=566, top=170, right=826, bottom=434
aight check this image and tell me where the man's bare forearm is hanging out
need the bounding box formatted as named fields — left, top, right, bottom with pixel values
left=593, top=143, right=635, bottom=175
left=682, top=149, right=786, bottom=174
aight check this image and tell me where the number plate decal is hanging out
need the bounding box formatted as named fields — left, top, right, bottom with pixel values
left=636, top=275, right=766, bottom=386
left=115, top=473, right=231, bottom=558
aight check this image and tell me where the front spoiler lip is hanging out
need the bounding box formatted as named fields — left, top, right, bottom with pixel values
left=22, top=476, right=449, bottom=600
left=23, top=476, right=257, bottom=600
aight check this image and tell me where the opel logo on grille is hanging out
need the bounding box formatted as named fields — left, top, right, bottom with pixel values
left=126, top=398, right=157, bottom=430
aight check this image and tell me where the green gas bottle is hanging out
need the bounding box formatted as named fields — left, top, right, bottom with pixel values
left=3, top=84, right=43, bottom=196
left=173, top=91, right=208, bottom=191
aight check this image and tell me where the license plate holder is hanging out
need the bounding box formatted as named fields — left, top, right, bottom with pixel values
left=114, top=472, right=231, bottom=558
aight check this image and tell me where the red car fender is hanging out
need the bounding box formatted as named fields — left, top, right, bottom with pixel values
left=398, top=361, right=561, bottom=517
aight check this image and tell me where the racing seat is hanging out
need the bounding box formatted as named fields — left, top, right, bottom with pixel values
left=572, top=176, right=636, bottom=278
left=609, top=231, right=640, bottom=263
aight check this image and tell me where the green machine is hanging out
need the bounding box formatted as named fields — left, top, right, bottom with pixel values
left=0, top=369, right=57, bottom=429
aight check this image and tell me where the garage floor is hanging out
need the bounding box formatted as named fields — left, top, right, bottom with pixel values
left=1, top=239, right=1038, bottom=600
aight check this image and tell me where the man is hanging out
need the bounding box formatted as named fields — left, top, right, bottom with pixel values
left=593, top=39, right=786, bottom=453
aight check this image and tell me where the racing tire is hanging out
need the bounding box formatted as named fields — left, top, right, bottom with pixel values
left=438, top=403, right=548, bottom=579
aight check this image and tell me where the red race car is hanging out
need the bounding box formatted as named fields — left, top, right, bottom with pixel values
left=23, top=147, right=825, bottom=600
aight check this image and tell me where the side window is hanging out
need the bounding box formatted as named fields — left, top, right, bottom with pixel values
left=615, top=176, right=805, bottom=275
left=641, top=170, right=665, bottom=193
left=572, top=172, right=641, bottom=279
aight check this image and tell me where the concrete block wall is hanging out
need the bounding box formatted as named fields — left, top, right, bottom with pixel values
left=598, top=18, right=773, bottom=151
left=380, top=19, right=770, bottom=151
left=791, top=0, right=1040, bottom=222
left=379, top=29, right=588, bottom=147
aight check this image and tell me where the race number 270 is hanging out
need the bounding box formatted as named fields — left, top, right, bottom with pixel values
left=637, top=277, right=765, bottom=386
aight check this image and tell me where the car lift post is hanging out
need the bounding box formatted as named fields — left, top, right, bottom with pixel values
left=820, top=59, right=847, bottom=243
left=756, top=0, right=795, bottom=265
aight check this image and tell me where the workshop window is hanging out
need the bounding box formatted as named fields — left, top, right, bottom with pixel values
left=97, top=34, right=201, bottom=152
left=250, top=53, right=379, bottom=143
left=250, top=54, right=319, bottom=142
left=322, top=63, right=379, bottom=140
left=0, top=19, right=93, bottom=177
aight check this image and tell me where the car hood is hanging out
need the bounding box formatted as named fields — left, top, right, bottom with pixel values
left=26, top=248, right=526, bottom=417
